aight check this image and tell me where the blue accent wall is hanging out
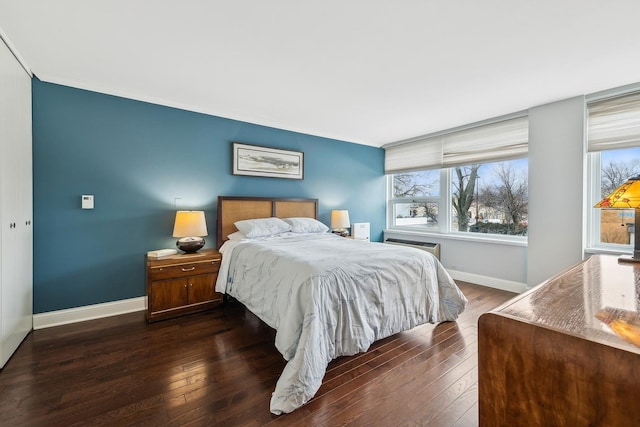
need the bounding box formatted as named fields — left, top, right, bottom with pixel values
left=32, top=80, right=385, bottom=313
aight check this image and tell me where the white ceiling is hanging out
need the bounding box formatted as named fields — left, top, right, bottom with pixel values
left=1, top=1, right=640, bottom=147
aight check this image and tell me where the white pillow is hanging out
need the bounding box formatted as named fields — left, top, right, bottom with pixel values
left=227, top=231, right=247, bottom=240
left=284, top=217, right=329, bottom=233
left=234, top=217, right=292, bottom=238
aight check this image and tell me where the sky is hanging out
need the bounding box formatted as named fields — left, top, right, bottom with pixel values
left=602, top=147, right=640, bottom=170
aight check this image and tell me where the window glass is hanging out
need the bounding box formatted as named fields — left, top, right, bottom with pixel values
left=392, top=170, right=439, bottom=198
left=450, top=159, right=528, bottom=236
left=394, top=201, right=439, bottom=230
left=598, top=147, right=640, bottom=245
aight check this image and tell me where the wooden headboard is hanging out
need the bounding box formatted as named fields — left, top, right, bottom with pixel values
left=216, top=196, right=319, bottom=248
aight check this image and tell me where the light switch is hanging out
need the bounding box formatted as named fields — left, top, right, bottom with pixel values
left=82, top=195, right=94, bottom=209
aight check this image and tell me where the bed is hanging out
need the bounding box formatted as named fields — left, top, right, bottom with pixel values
left=214, top=196, right=468, bottom=414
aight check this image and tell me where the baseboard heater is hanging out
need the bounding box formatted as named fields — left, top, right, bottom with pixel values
left=384, top=238, right=441, bottom=260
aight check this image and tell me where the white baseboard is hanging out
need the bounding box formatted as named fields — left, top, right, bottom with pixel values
left=448, top=269, right=527, bottom=294
left=33, top=297, right=147, bottom=330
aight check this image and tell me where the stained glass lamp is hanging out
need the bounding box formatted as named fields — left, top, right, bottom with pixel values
left=595, top=175, right=640, bottom=263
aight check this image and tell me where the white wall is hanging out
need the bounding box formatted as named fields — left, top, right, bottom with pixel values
left=528, top=96, right=585, bottom=286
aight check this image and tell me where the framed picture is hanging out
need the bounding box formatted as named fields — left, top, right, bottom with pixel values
left=232, top=142, right=304, bottom=180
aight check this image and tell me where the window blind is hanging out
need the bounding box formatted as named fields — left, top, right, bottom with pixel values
left=383, top=134, right=443, bottom=173
left=588, top=91, right=640, bottom=152
left=442, top=116, right=528, bottom=168
left=384, top=115, right=528, bottom=174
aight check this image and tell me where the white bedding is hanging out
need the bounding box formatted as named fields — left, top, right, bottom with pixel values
left=215, top=233, right=467, bottom=414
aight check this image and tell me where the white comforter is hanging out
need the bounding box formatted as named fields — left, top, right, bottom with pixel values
left=215, top=233, right=467, bottom=414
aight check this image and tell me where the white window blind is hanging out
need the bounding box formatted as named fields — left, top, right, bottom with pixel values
left=383, top=135, right=443, bottom=173
left=442, top=116, right=528, bottom=168
left=385, top=115, right=528, bottom=173
left=588, top=91, right=640, bottom=152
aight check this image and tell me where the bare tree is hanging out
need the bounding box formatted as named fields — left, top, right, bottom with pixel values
left=482, top=163, right=527, bottom=233
left=393, top=172, right=436, bottom=198
left=452, top=165, right=480, bottom=231
left=602, top=160, right=640, bottom=197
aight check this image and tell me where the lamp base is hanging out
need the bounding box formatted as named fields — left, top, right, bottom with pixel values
left=176, top=237, right=205, bottom=253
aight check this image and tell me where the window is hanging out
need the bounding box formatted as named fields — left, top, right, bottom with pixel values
left=587, top=90, right=640, bottom=251
left=390, top=170, right=440, bottom=231
left=385, top=114, right=528, bottom=239
left=389, top=158, right=528, bottom=237
left=450, top=159, right=528, bottom=235
left=588, top=146, right=640, bottom=248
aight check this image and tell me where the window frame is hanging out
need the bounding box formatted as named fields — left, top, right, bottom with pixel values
left=586, top=150, right=635, bottom=254
left=387, top=169, right=449, bottom=234
left=387, top=162, right=528, bottom=244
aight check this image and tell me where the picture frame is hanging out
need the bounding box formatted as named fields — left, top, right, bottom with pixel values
left=232, top=142, right=304, bottom=180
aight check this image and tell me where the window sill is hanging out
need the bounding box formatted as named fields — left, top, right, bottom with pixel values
left=584, top=246, right=632, bottom=256
left=384, top=228, right=527, bottom=247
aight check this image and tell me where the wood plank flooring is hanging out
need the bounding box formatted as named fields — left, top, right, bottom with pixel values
left=0, top=282, right=515, bottom=426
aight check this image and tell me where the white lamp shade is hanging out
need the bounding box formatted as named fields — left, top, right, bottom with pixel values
left=331, top=210, right=350, bottom=229
left=173, top=211, right=208, bottom=237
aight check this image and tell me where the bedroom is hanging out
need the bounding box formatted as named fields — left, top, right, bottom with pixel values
left=1, top=1, right=640, bottom=425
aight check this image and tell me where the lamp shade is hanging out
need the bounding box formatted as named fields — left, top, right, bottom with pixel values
left=173, top=211, right=208, bottom=237
left=594, top=175, right=640, bottom=208
left=331, top=210, right=351, bottom=230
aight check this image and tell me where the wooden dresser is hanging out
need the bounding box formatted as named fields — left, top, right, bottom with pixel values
left=478, top=254, right=640, bottom=426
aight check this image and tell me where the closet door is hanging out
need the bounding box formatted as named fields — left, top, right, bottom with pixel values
left=0, top=38, right=33, bottom=368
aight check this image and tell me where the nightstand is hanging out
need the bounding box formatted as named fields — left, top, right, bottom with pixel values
left=146, top=248, right=222, bottom=322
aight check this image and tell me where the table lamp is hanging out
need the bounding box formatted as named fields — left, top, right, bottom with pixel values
left=173, top=210, right=208, bottom=253
left=595, top=174, right=640, bottom=262
left=331, top=210, right=350, bottom=237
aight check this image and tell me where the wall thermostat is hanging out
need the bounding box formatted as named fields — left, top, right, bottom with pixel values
left=82, top=195, right=94, bottom=209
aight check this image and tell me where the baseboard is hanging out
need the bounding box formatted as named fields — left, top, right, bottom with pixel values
left=448, top=270, right=527, bottom=294
left=33, top=297, right=147, bottom=330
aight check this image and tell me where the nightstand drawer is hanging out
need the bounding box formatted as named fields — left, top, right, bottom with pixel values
left=149, top=259, right=220, bottom=280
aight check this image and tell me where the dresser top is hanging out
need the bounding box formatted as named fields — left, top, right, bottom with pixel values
left=493, top=254, right=640, bottom=354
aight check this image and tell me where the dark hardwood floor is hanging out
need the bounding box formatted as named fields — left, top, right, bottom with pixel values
left=0, top=282, right=515, bottom=426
